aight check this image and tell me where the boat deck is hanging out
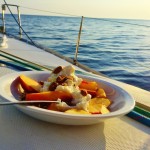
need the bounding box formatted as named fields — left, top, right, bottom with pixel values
left=0, top=36, right=80, bottom=68
left=0, top=35, right=149, bottom=150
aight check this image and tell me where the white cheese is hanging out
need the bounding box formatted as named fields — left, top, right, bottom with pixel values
left=40, top=81, right=51, bottom=92
left=40, top=65, right=91, bottom=111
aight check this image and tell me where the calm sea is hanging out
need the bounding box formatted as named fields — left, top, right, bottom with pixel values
left=3, top=14, right=150, bottom=91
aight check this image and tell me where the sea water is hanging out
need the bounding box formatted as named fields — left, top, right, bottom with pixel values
left=3, top=14, right=150, bottom=91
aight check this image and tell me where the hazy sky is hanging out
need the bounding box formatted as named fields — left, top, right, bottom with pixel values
left=1, top=0, right=150, bottom=20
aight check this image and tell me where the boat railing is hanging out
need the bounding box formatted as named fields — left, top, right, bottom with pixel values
left=1, top=4, right=22, bottom=36
left=1, top=3, right=84, bottom=66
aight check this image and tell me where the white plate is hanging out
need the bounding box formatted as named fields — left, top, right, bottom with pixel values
left=0, top=71, right=135, bottom=125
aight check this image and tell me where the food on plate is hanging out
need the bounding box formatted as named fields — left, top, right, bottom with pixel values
left=19, top=75, right=42, bottom=92
left=87, top=98, right=110, bottom=114
left=26, top=91, right=72, bottom=102
left=79, top=80, right=98, bottom=91
left=18, top=65, right=111, bottom=115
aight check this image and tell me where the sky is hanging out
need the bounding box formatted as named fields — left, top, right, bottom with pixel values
left=1, top=0, right=150, bottom=20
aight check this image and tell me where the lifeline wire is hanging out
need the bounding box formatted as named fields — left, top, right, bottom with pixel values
left=20, top=5, right=150, bottom=28
left=3, top=0, right=37, bottom=46
left=20, top=6, right=80, bottom=17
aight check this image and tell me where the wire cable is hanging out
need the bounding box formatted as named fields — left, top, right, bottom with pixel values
left=20, top=6, right=80, bottom=17
left=19, top=5, right=150, bottom=28
left=85, top=17, right=150, bottom=28
left=3, top=0, right=37, bottom=46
